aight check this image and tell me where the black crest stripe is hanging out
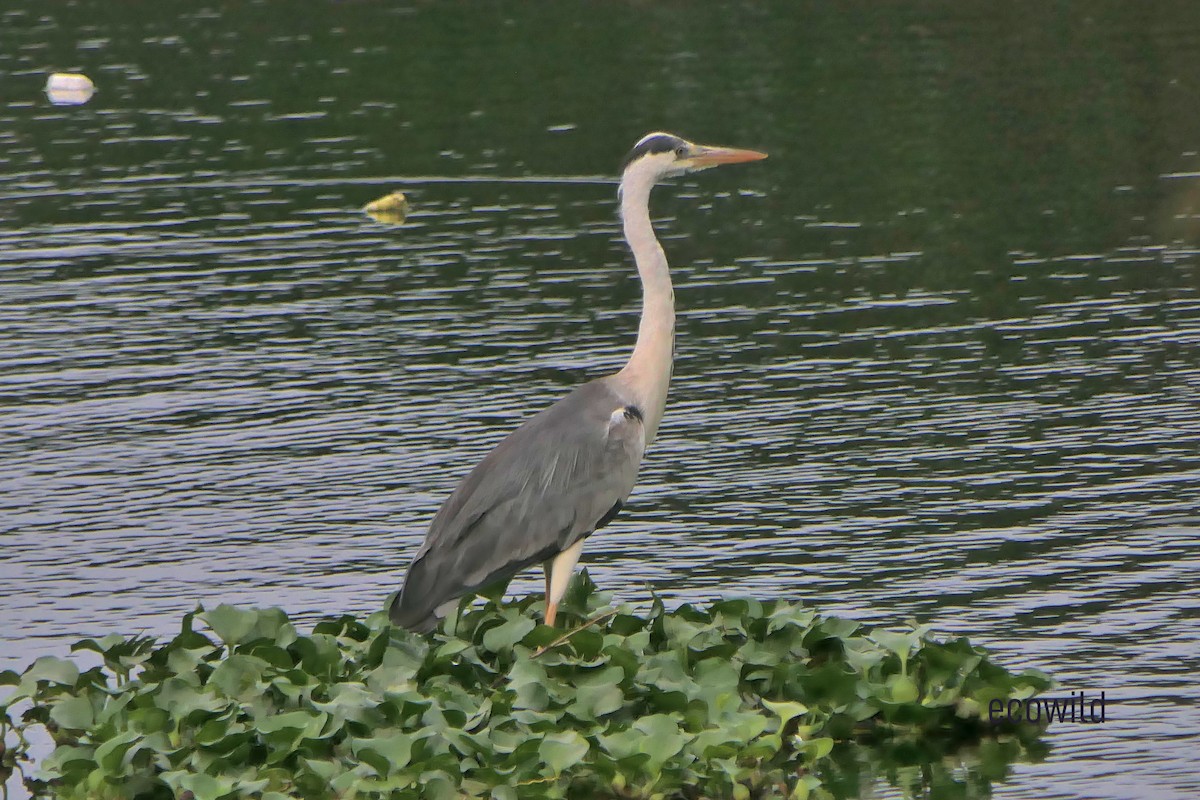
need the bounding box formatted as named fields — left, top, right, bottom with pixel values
left=620, top=133, right=685, bottom=171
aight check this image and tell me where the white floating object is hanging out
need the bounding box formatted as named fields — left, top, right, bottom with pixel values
left=45, top=73, right=96, bottom=105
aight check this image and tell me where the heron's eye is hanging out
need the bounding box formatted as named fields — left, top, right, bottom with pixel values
left=674, top=145, right=687, bottom=158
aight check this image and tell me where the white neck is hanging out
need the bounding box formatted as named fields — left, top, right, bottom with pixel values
left=615, top=161, right=675, bottom=445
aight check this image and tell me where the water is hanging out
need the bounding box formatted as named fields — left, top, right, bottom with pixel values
left=2, top=2, right=1199, bottom=798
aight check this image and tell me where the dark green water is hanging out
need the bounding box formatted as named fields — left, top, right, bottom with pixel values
left=2, top=2, right=1198, bottom=798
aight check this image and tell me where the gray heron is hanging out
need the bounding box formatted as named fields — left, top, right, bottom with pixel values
left=390, top=132, right=767, bottom=632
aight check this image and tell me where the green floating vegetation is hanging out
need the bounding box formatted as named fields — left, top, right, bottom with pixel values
left=0, top=573, right=1051, bottom=800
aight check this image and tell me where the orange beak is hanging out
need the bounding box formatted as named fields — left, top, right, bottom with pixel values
left=687, top=144, right=769, bottom=167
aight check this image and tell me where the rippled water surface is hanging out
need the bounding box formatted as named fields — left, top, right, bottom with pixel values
left=3, top=2, right=1200, bottom=798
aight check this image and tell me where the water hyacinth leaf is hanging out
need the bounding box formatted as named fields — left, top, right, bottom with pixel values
left=331, top=767, right=374, bottom=796
left=645, top=689, right=689, bottom=714
left=506, top=653, right=548, bottom=689
left=303, top=757, right=345, bottom=784
left=842, top=640, right=888, bottom=672
left=601, top=644, right=639, bottom=683
left=203, top=605, right=261, bottom=646
left=869, top=629, right=923, bottom=661
left=791, top=774, right=823, bottom=800
left=256, top=709, right=328, bottom=737
left=727, top=712, right=769, bottom=744
left=94, top=729, right=142, bottom=772
left=25, top=656, right=80, bottom=686
left=422, top=772, right=460, bottom=800
left=799, top=736, right=834, bottom=760
left=608, top=613, right=645, bottom=637
left=562, top=567, right=599, bottom=608
left=175, top=771, right=236, bottom=800
left=694, top=657, right=740, bottom=689
left=48, top=695, right=95, bottom=730
left=381, top=632, right=428, bottom=672
left=36, top=745, right=96, bottom=780
left=518, top=623, right=562, bottom=651
left=241, top=641, right=294, bottom=670
left=463, top=697, right=493, bottom=731
left=313, top=682, right=378, bottom=724
left=710, top=598, right=751, bottom=619
left=2, top=586, right=1051, bottom=800
left=511, top=680, right=550, bottom=712
left=573, top=665, right=623, bottom=692
left=352, top=732, right=415, bottom=775
left=483, top=727, right=522, bottom=755
left=738, top=639, right=782, bottom=669
left=290, top=633, right=343, bottom=678
left=745, top=732, right=783, bottom=761
left=690, top=728, right=740, bottom=759
left=69, top=634, right=129, bottom=656
left=126, top=705, right=170, bottom=735
left=632, top=714, right=691, bottom=771
left=433, top=638, right=471, bottom=662
left=598, top=727, right=644, bottom=762
left=195, top=714, right=239, bottom=745
left=662, top=614, right=704, bottom=646
left=207, top=654, right=269, bottom=698
left=539, top=730, right=590, bottom=774
left=311, top=614, right=362, bottom=639
left=567, top=680, right=624, bottom=720
left=490, top=785, right=519, bottom=800
left=0, top=682, right=33, bottom=710
left=154, top=675, right=227, bottom=716
left=766, top=603, right=816, bottom=634
left=702, top=691, right=742, bottom=727
left=566, top=627, right=606, bottom=660
left=763, top=699, right=808, bottom=729
left=481, top=615, right=536, bottom=653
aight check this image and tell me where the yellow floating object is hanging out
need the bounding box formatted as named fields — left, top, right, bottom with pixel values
left=362, top=191, right=409, bottom=224
left=45, top=73, right=96, bottom=106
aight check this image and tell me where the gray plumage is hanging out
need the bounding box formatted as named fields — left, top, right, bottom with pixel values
left=391, top=378, right=645, bottom=631
left=389, top=132, right=765, bottom=633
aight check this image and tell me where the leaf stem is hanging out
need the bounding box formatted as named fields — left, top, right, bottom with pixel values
left=531, top=609, right=618, bottom=659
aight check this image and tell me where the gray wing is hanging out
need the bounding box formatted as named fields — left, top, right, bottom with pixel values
left=390, top=377, right=646, bottom=630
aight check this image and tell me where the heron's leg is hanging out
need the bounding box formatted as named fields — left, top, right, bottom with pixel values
left=543, top=539, right=585, bottom=627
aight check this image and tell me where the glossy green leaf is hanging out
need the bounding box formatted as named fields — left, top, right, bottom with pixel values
left=256, top=709, right=327, bottom=735
left=800, top=736, right=834, bottom=760
left=207, top=654, right=269, bottom=698
left=539, top=730, right=589, bottom=774
left=175, top=771, right=236, bottom=800
left=481, top=615, right=535, bottom=653
left=632, top=714, right=690, bottom=771
left=203, top=605, right=260, bottom=646
left=49, top=695, right=95, bottom=730
left=36, top=745, right=96, bottom=781
left=869, top=629, right=921, bottom=660
left=94, top=729, right=142, bottom=772
left=25, top=656, right=79, bottom=686
left=2, top=580, right=1052, bottom=800
left=763, top=699, right=808, bottom=728
left=353, top=731, right=415, bottom=775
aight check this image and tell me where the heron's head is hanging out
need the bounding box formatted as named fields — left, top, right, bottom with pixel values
left=620, top=132, right=767, bottom=183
